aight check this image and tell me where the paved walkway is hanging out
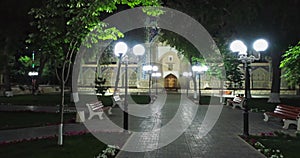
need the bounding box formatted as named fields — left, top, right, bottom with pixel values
left=0, top=94, right=298, bottom=158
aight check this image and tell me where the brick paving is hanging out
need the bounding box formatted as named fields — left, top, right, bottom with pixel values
left=0, top=93, right=298, bottom=158
left=115, top=94, right=296, bottom=158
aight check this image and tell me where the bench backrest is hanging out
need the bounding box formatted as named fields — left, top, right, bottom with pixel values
left=274, top=105, right=300, bottom=119
left=113, top=95, right=122, bottom=102
left=233, top=96, right=244, bottom=104
left=86, top=101, right=103, bottom=111
left=278, top=104, right=300, bottom=111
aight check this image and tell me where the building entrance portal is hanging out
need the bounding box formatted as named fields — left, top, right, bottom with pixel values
left=164, top=74, right=178, bottom=91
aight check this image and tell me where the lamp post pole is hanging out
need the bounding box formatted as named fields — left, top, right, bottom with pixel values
left=114, top=42, right=145, bottom=131
left=198, top=73, right=201, bottom=104
left=143, top=65, right=157, bottom=95
left=152, top=72, right=161, bottom=95
left=243, top=61, right=250, bottom=136
left=192, top=65, right=208, bottom=105
left=124, top=55, right=128, bottom=130
left=114, top=42, right=128, bottom=131
left=113, top=54, right=122, bottom=96
left=230, top=39, right=268, bottom=137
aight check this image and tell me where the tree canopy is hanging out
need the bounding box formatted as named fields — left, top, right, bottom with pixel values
left=27, top=0, right=162, bottom=145
left=280, top=41, right=300, bottom=87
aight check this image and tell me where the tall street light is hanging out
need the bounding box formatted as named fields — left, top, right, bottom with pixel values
left=114, top=42, right=145, bottom=131
left=152, top=71, right=161, bottom=95
left=192, top=65, right=208, bottom=104
left=143, top=65, right=158, bottom=94
left=230, top=39, right=268, bottom=137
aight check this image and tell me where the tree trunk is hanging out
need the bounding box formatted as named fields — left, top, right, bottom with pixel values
left=71, top=50, right=83, bottom=103
left=268, top=51, right=282, bottom=103
left=58, top=79, right=65, bottom=146
left=297, top=83, right=300, bottom=96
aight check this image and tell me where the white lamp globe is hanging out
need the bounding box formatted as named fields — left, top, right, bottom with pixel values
left=143, top=65, right=152, bottom=71
left=114, top=42, right=128, bottom=57
left=133, top=44, right=145, bottom=56
left=253, top=39, right=268, bottom=51
left=152, top=65, right=158, bottom=72
left=183, top=72, right=191, bottom=77
left=192, top=65, right=200, bottom=72
left=230, top=40, right=248, bottom=53
left=200, top=65, right=208, bottom=72
left=192, top=65, right=208, bottom=72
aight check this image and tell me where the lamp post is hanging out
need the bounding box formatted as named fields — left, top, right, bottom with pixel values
left=183, top=72, right=192, bottom=96
left=143, top=65, right=157, bottom=94
left=230, top=39, right=268, bottom=137
left=192, top=65, right=208, bottom=104
left=28, top=71, right=38, bottom=95
left=114, top=42, right=145, bottom=131
left=27, top=49, right=39, bottom=95
left=152, top=71, right=161, bottom=95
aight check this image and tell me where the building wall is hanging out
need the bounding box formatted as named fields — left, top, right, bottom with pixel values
left=78, top=43, right=291, bottom=90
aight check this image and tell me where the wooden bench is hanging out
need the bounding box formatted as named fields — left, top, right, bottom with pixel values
left=226, top=97, right=245, bottom=109
left=112, top=95, right=124, bottom=107
left=86, top=101, right=112, bottom=120
left=264, top=104, right=300, bottom=130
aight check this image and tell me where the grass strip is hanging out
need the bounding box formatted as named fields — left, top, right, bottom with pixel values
left=0, top=133, right=107, bottom=158
left=0, top=111, right=76, bottom=130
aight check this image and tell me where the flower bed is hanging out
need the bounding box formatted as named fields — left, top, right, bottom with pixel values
left=241, top=132, right=300, bottom=158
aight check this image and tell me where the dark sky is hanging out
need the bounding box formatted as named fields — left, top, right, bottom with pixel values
left=0, top=0, right=41, bottom=36
left=0, top=0, right=299, bottom=49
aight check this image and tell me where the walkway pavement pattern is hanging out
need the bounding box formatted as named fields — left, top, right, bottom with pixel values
left=0, top=94, right=297, bottom=158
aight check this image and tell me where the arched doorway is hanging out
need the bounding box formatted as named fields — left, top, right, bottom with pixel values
left=164, top=74, right=178, bottom=91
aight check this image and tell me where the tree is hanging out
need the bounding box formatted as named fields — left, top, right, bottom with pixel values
left=221, top=45, right=244, bottom=90
left=95, top=77, right=107, bottom=96
left=280, top=41, right=300, bottom=95
left=0, top=0, right=40, bottom=94
left=238, top=0, right=300, bottom=103
left=28, top=0, right=161, bottom=146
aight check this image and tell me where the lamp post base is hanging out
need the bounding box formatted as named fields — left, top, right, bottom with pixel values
left=243, top=110, right=249, bottom=137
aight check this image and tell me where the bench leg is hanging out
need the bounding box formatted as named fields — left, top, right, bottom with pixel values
left=88, top=111, right=104, bottom=120
left=232, top=103, right=236, bottom=109
left=108, top=107, right=112, bottom=115
left=263, top=113, right=269, bottom=122
left=283, top=119, right=290, bottom=129
left=238, top=104, right=244, bottom=110
left=232, top=103, right=244, bottom=109
left=88, top=114, right=93, bottom=120
left=97, top=113, right=104, bottom=120
left=226, top=99, right=232, bottom=106
left=283, top=119, right=297, bottom=129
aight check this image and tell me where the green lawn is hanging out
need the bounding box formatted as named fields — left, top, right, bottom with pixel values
left=0, top=134, right=107, bottom=158
left=0, top=93, right=152, bottom=106
left=0, top=94, right=151, bottom=130
left=0, top=93, right=71, bottom=106
left=0, top=112, right=76, bottom=130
